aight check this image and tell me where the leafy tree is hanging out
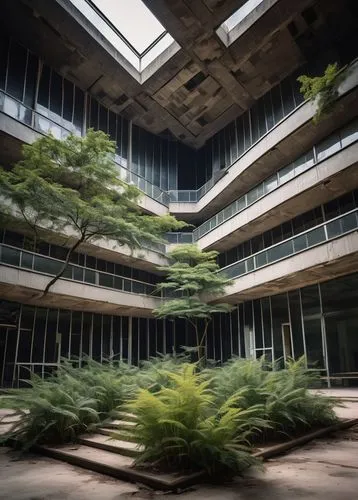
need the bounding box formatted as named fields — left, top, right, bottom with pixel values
left=0, top=129, right=185, bottom=294
left=153, top=244, right=233, bottom=362
left=297, top=62, right=346, bottom=123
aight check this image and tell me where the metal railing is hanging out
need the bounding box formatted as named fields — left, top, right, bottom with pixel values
left=219, top=209, right=358, bottom=279
left=0, top=90, right=170, bottom=207
left=0, top=243, right=161, bottom=297
left=193, top=118, right=358, bottom=241
left=165, top=232, right=194, bottom=244
left=168, top=175, right=217, bottom=203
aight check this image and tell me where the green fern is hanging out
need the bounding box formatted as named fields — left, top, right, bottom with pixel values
left=119, top=364, right=262, bottom=476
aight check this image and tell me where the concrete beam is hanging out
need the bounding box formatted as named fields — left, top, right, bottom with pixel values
left=218, top=232, right=358, bottom=303
left=170, top=74, right=358, bottom=223
left=0, top=265, right=162, bottom=317
left=198, top=144, right=358, bottom=251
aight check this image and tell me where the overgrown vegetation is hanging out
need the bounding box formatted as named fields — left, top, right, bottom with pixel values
left=297, top=62, right=346, bottom=123
left=119, top=364, right=264, bottom=476
left=0, top=130, right=185, bottom=294
left=153, top=245, right=234, bottom=362
left=0, top=356, right=338, bottom=477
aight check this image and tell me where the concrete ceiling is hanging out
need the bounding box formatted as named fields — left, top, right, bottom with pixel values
left=1, top=0, right=353, bottom=148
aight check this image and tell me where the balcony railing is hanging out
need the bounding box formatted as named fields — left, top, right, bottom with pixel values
left=220, top=209, right=358, bottom=280
left=0, top=243, right=161, bottom=297
left=193, top=118, right=358, bottom=241
left=0, top=90, right=170, bottom=207
left=165, top=232, right=194, bottom=244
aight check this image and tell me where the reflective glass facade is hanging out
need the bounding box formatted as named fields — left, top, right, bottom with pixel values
left=2, top=272, right=358, bottom=386
left=218, top=190, right=358, bottom=268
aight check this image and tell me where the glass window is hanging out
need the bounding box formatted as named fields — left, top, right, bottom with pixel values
left=6, top=41, right=27, bottom=101
left=281, top=77, right=295, bottom=116
left=263, top=92, right=274, bottom=131
left=0, top=35, right=9, bottom=90
left=50, top=71, right=63, bottom=116
left=294, top=150, right=314, bottom=175
left=341, top=212, right=358, bottom=233
left=24, top=52, right=38, bottom=108
left=1, top=246, right=20, bottom=266
left=304, top=318, right=324, bottom=368
left=341, top=119, right=358, bottom=148
left=288, top=290, right=304, bottom=358
left=270, top=294, right=287, bottom=364
left=63, top=79, right=74, bottom=123
left=261, top=297, right=272, bottom=348
left=279, top=162, right=295, bottom=184
left=73, top=87, right=84, bottom=132
left=306, top=226, right=325, bottom=247
left=293, top=234, right=307, bottom=252
left=316, top=132, right=341, bottom=162
left=263, top=174, right=278, bottom=193
left=255, top=251, right=268, bottom=268
left=266, top=240, right=293, bottom=263
left=37, top=65, right=51, bottom=109
left=271, top=84, right=284, bottom=124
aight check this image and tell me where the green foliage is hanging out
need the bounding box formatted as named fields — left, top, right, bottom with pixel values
left=120, top=364, right=261, bottom=476
left=154, top=245, right=234, bottom=361
left=0, top=376, right=99, bottom=449
left=297, top=63, right=345, bottom=123
left=0, top=354, right=338, bottom=473
left=210, top=357, right=338, bottom=436
left=0, top=358, right=138, bottom=449
left=0, top=130, right=185, bottom=293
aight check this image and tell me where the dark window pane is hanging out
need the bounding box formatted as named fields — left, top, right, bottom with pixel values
left=73, top=87, right=84, bottom=131
left=0, top=35, right=10, bottom=90
left=24, top=52, right=38, bottom=107
left=50, top=71, right=62, bottom=116
left=37, top=64, right=51, bottom=109
left=63, top=79, right=74, bottom=123
left=7, top=41, right=27, bottom=101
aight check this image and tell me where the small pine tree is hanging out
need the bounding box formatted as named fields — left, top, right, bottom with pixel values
left=153, top=244, right=234, bottom=362
left=0, top=129, right=185, bottom=294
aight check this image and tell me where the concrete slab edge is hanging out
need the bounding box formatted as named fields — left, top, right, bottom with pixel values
left=4, top=418, right=355, bottom=492
left=253, top=418, right=358, bottom=460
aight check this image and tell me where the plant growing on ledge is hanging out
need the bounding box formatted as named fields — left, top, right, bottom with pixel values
left=153, top=244, right=233, bottom=363
left=297, top=62, right=346, bottom=123
left=0, top=129, right=185, bottom=294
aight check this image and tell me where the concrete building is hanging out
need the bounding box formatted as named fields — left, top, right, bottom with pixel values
left=1, top=0, right=358, bottom=387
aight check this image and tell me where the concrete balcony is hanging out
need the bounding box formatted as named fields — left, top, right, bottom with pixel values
left=216, top=210, right=358, bottom=303
left=0, top=244, right=163, bottom=317
left=170, top=60, right=358, bottom=223
left=197, top=130, right=358, bottom=251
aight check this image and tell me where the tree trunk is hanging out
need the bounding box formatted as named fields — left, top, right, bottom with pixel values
left=198, top=320, right=210, bottom=365
left=42, top=235, right=86, bottom=296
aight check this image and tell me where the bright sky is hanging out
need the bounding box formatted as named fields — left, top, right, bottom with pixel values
left=91, top=0, right=166, bottom=53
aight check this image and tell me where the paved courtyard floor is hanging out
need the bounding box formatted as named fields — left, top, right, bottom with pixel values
left=0, top=390, right=357, bottom=499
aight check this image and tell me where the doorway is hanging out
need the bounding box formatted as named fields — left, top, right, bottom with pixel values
left=325, top=312, right=358, bottom=385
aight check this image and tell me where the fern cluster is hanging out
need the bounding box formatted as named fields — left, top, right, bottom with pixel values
left=118, top=364, right=264, bottom=476
left=1, top=355, right=338, bottom=478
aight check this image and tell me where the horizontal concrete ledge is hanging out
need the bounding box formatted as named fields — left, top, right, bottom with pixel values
left=33, top=443, right=207, bottom=492
left=31, top=419, right=358, bottom=491
left=198, top=143, right=358, bottom=251
left=254, top=418, right=358, bottom=460
left=170, top=74, right=358, bottom=223
left=0, top=265, right=162, bottom=317
left=220, top=232, right=358, bottom=303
